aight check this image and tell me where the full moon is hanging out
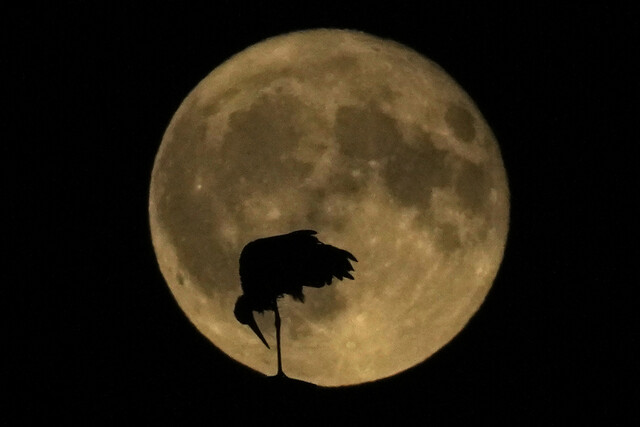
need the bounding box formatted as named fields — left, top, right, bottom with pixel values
left=149, top=29, right=509, bottom=386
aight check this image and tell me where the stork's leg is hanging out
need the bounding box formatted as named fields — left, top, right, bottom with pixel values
left=274, top=302, right=285, bottom=377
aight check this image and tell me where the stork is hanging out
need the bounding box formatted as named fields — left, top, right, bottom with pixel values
left=234, top=229, right=357, bottom=377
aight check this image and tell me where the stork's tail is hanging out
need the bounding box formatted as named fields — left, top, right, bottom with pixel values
left=312, top=243, right=358, bottom=286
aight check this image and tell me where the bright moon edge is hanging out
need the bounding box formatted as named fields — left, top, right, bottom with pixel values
left=149, top=29, right=509, bottom=387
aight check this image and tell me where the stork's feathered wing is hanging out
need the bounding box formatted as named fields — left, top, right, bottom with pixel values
left=234, top=230, right=357, bottom=351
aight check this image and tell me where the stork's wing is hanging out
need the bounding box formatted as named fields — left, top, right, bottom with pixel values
left=239, top=230, right=320, bottom=285
left=279, top=231, right=357, bottom=290
left=239, top=230, right=357, bottom=300
left=299, top=242, right=357, bottom=287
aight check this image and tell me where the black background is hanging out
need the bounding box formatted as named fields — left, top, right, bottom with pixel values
left=7, top=3, right=635, bottom=424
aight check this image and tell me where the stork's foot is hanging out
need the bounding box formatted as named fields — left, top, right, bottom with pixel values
left=265, top=373, right=317, bottom=391
left=274, top=370, right=288, bottom=379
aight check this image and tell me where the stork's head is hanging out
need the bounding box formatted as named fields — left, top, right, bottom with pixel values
left=234, top=294, right=270, bottom=349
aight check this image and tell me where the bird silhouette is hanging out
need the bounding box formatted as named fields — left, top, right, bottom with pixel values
left=234, top=229, right=357, bottom=377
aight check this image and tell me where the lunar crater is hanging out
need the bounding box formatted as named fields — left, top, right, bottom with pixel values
left=445, top=104, right=477, bottom=143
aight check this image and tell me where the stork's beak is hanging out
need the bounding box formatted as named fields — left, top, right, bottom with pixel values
left=248, top=313, right=270, bottom=349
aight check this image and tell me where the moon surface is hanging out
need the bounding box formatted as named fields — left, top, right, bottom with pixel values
left=149, top=29, right=509, bottom=386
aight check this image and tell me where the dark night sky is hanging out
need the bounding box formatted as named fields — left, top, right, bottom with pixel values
left=6, top=3, right=635, bottom=424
